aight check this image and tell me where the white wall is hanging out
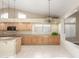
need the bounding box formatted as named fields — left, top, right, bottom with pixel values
left=60, top=18, right=79, bottom=58
left=0, top=8, right=46, bottom=18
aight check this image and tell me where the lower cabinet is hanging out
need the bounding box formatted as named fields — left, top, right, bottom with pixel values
left=31, top=36, right=37, bottom=44
left=22, top=36, right=32, bottom=44
left=16, top=37, right=22, bottom=53
left=42, top=36, right=49, bottom=44
left=22, top=35, right=60, bottom=45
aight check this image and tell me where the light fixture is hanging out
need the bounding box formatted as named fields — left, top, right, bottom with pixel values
left=7, top=0, right=16, bottom=18
left=13, top=0, right=16, bottom=18
left=2, top=0, right=4, bottom=14
left=47, top=0, right=52, bottom=23
left=8, top=0, right=10, bottom=15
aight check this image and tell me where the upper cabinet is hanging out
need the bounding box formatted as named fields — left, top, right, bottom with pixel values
left=0, top=22, right=32, bottom=31
left=16, top=23, right=32, bottom=31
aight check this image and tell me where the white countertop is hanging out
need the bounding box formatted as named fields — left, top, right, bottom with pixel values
left=0, top=31, right=51, bottom=37
left=0, top=37, right=22, bottom=40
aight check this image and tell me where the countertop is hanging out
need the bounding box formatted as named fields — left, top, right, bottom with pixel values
left=0, top=31, right=51, bottom=37
left=0, top=37, right=22, bottom=40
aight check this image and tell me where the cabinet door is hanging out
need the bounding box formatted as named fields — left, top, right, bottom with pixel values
left=17, top=23, right=26, bottom=31
left=48, top=36, right=60, bottom=45
left=16, top=38, right=21, bottom=53
left=53, top=36, right=60, bottom=44
left=37, top=36, right=43, bottom=44
left=0, top=23, right=5, bottom=31
left=16, top=23, right=32, bottom=31
left=22, top=36, right=32, bottom=44
left=48, top=37, right=53, bottom=44
left=31, top=36, right=38, bottom=44
left=26, top=23, right=32, bottom=31
left=43, top=36, right=49, bottom=44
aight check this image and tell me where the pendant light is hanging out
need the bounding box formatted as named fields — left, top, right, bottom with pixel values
left=47, top=0, right=52, bottom=23
left=1, top=0, right=5, bottom=19
left=2, top=0, right=4, bottom=15
left=1, top=0, right=2, bottom=19
left=2, top=0, right=3, bottom=13
left=8, top=0, right=16, bottom=18
left=13, top=0, right=16, bottom=18
left=8, top=0, right=10, bottom=16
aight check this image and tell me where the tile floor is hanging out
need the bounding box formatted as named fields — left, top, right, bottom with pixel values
left=16, top=45, right=73, bottom=58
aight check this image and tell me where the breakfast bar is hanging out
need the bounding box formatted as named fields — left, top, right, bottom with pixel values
left=0, top=37, right=21, bottom=57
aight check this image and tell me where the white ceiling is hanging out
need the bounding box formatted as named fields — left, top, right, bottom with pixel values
left=0, top=0, right=79, bottom=18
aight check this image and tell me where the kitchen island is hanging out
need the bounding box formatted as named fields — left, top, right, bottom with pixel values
left=0, top=37, right=22, bottom=57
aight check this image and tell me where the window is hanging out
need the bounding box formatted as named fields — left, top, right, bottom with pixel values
left=33, top=24, right=51, bottom=34
left=18, top=12, right=26, bottom=19
left=65, top=17, right=76, bottom=38
left=43, top=24, right=51, bottom=33
left=1, top=13, right=8, bottom=19
left=65, top=24, right=76, bottom=37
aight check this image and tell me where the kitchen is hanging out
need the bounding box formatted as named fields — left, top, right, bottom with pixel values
left=0, top=15, right=60, bottom=57
left=1, top=0, right=78, bottom=58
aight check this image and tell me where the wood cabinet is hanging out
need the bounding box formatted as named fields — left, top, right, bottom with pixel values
left=48, top=36, right=60, bottom=44
left=22, top=35, right=60, bottom=45
left=37, top=36, right=43, bottom=44
left=15, top=23, right=32, bottom=31
left=16, top=37, right=22, bottom=53
left=16, top=23, right=27, bottom=31
left=0, top=23, right=6, bottom=31
left=22, top=36, right=32, bottom=44
left=31, top=36, right=37, bottom=44
left=26, top=23, right=32, bottom=31
left=43, top=36, right=49, bottom=44
left=0, top=22, right=32, bottom=31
